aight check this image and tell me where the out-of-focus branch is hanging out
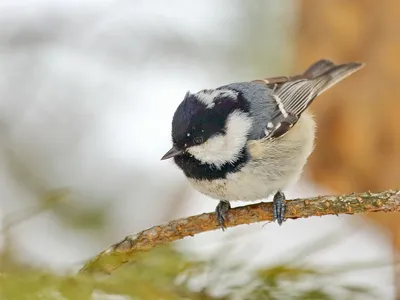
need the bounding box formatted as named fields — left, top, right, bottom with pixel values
left=79, top=190, right=400, bottom=275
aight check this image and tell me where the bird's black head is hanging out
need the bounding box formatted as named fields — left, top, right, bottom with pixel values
left=161, top=88, right=250, bottom=161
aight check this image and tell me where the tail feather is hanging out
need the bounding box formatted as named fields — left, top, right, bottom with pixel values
left=302, top=59, right=336, bottom=79
left=313, top=62, right=365, bottom=96
left=253, top=59, right=362, bottom=87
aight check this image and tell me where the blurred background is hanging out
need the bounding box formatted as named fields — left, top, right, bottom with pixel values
left=0, top=0, right=398, bottom=299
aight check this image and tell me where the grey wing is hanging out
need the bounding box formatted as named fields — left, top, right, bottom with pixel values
left=220, top=82, right=279, bottom=140
left=218, top=60, right=364, bottom=141
left=262, top=61, right=365, bottom=139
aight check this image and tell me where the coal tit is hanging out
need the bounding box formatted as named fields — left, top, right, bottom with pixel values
left=161, top=59, right=364, bottom=229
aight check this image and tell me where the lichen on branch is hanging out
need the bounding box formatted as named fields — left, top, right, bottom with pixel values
left=79, top=190, right=400, bottom=275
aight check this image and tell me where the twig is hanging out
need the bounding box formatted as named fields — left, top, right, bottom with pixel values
left=79, top=190, right=400, bottom=275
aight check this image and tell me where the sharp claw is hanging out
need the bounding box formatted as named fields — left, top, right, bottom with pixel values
left=215, top=201, right=231, bottom=231
left=273, top=191, right=286, bottom=226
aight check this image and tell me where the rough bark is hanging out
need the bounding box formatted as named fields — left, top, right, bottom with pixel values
left=79, top=190, right=400, bottom=275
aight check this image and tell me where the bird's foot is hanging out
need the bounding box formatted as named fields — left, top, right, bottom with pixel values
left=273, top=191, right=286, bottom=225
left=215, top=201, right=231, bottom=231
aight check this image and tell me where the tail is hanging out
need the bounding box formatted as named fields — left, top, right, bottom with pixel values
left=302, top=59, right=336, bottom=78
left=253, top=59, right=364, bottom=88
left=302, top=59, right=365, bottom=96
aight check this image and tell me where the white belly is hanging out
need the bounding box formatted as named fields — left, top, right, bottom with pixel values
left=187, top=112, right=316, bottom=201
left=188, top=161, right=303, bottom=201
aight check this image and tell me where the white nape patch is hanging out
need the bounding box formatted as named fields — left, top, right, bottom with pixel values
left=272, top=94, right=288, bottom=118
left=187, top=133, right=191, bottom=137
left=187, top=110, right=252, bottom=168
left=195, top=89, right=238, bottom=109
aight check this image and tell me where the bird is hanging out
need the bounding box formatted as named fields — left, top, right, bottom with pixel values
left=161, top=59, right=365, bottom=230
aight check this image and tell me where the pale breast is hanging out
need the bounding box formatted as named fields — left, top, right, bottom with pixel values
left=187, top=112, right=316, bottom=202
left=188, top=165, right=286, bottom=201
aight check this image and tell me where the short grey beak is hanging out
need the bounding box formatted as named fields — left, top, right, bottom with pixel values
left=161, top=146, right=183, bottom=160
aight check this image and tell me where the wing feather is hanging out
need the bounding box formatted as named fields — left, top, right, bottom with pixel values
left=259, top=61, right=365, bottom=139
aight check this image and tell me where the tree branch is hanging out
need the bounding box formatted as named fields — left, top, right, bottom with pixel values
left=79, top=190, right=400, bottom=275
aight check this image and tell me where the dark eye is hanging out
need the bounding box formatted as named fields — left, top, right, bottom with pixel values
left=193, top=136, right=204, bottom=145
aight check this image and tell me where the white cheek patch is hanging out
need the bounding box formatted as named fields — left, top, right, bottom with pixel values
left=187, top=110, right=252, bottom=168
left=196, top=89, right=238, bottom=109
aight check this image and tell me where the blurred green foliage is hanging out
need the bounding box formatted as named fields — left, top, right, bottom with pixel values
left=0, top=245, right=377, bottom=300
